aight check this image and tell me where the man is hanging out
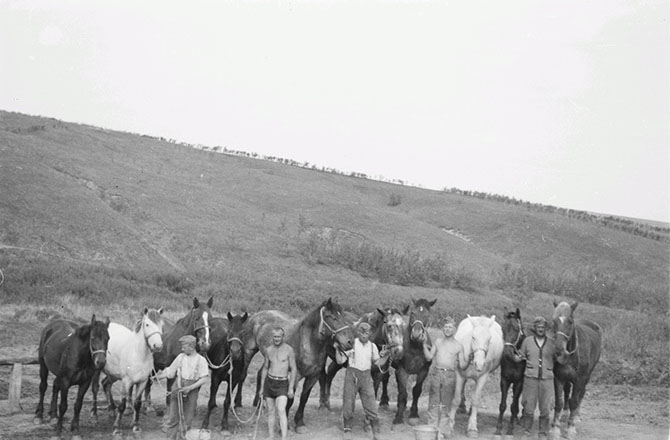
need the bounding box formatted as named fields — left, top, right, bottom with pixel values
left=516, top=316, right=555, bottom=439
left=335, top=321, right=390, bottom=440
left=156, top=334, right=210, bottom=440
left=422, top=316, right=470, bottom=438
left=259, top=327, right=297, bottom=440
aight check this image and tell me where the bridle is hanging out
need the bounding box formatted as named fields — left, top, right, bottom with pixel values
left=192, top=310, right=211, bottom=341
left=555, top=323, right=578, bottom=356
left=319, top=307, right=350, bottom=337
left=503, top=317, right=524, bottom=356
left=142, top=315, right=164, bottom=349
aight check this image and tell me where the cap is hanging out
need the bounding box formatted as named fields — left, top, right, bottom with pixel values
left=179, top=335, right=197, bottom=346
left=358, top=322, right=371, bottom=333
left=533, top=316, right=547, bottom=326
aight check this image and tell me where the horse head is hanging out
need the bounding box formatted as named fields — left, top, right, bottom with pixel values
left=469, top=315, right=497, bottom=372
left=137, top=307, right=164, bottom=353
left=552, top=300, right=578, bottom=365
left=319, top=298, right=354, bottom=351
left=408, top=298, right=436, bottom=343
left=226, top=312, right=248, bottom=361
left=377, top=307, right=406, bottom=360
left=84, top=314, right=110, bottom=370
left=192, top=296, right=214, bottom=353
left=502, top=307, right=524, bottom=359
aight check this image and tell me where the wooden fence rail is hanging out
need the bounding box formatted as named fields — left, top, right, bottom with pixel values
left=1, top=357, right=39, bottom=414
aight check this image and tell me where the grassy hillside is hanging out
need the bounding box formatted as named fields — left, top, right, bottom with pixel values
left=0, top=110, right=668, bottom=386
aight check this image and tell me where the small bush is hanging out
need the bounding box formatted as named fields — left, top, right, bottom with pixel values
left=387, top=193, right=402, bottom=207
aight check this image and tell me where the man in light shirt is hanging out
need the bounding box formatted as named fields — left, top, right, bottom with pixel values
left=156, top=334, right=209, bottom=440
left=335, top=321, right=390, bottom=440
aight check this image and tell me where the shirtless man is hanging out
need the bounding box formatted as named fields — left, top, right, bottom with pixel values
left=422, top=317, right=470, bottom=437
left=260, top=327, right=297, bottom=440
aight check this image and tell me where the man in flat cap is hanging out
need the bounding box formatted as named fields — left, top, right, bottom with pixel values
left=335, top=320, right=390, bottom=440
left=516, top=316, right=555, bottom=439
left=422, top=316, right=470, bottom=437
left=156, top=334, right=209, bottom=439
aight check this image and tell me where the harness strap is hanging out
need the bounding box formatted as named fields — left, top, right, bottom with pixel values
left=319, top=307, right=349, bottom=336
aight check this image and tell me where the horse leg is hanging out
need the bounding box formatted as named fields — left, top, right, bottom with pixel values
left=409, top=368, right=428, bottom=423
left=466, top=373, right=489, bottom=438
left=380, top=370, right=391, bottom=409
left=71, top=380, right=93, bottom=440
left=294, top=374, right=319, bottom=433
left=102, top=375, right=117, bottom=417
left=132, top=381, right=148, bottom=433
left=252, top=368, right=263, bottom=407
left=495, top=378, right=509, bottom=437
left=35, top=360, right=49, bottom=423
left=143, top=377, right=156, bottom=415
left=565, top=381, right=587, bottom=440
left=319, top=360, right=341, bottom=410
left=56, top=379, right=70, bottom=437
left=48, top=375, right=61, bottom=422
left=201, top=371, right=221, bottom=430
left=89, top=370, right=100, bottom=423
left=393, top=368, right=409, bottom=424
left=223, top=375, right=238, bottom=433
left=508, top=379, right=523, bottom=436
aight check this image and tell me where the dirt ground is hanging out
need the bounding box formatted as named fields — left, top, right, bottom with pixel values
left=0, top=353, right=668, bottom=440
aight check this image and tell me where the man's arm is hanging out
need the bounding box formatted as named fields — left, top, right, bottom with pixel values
left=260, top=350, right=271, bottom=395
left=422, top=340, right=436, bottom=361
left=287, top=346, right=297, bottom=399
left=373, top=344, right=390, bottom=368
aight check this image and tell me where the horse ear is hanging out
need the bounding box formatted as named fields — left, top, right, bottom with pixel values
left=326, top=297, right=334, bottom=309
left=402, top=305, right=410, bottom=315
left=570, top=302, right=578, bottom=312
left=227, top=312, right=234, bottom=321
left=158, top=307, right=164, bottom=315
left=91, top=314, right=96, bottom=325
left=242, top=312, right=249, bottom=322
left=515, top=307, right=521, bottom=318
left=207, top=296, right=214, bottom=308
left=193, top=297, right=200, bottom=309
left=553, top=299, right=559, bottom=307
left=489, top=315, right=496, bottom=326
left=143, top=306, right=149, bottom=315
left=105, top=316, right=111, bottom=327
left=377, top=308, right=387, bottom=317
left=412, top=298, right=418, bottom=307
left=429, top=299, right=437, bottom=307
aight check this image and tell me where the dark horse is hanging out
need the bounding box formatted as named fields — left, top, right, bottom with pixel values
left=241, top=298, right=355, bottom=432
left=36, top=315, right=110, bottom=440
left=392, top=298, right=436, bottom=425
left=201, top=312, right=249, bottom=433
left=318, top=307, right=406, bottom=411
left=143, top=296, right=214, bottom=412
left=495, top=307, right=527, bottom=437
left=550, top=300, right=602, bottom=440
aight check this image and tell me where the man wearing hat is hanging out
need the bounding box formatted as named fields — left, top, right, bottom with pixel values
left=516, top=316, right=555, bottom=439
left=335, top=321, right=390, bottom=440
left=421, top=316, right=470, bottom=437
left=156, top=334, right=210, bottom=440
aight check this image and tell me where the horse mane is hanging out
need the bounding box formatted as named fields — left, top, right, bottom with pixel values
left=134, top=309, right=163, bottom=333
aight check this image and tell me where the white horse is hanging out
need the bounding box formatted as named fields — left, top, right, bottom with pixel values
left=448, top=315, right=503, bottom=438
left=100, top=307, right=164, bottom=438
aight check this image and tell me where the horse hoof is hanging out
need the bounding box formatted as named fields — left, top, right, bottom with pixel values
left=295, top=426, right=308, bottom=434
left=466, top=429, right=479, bottom=438
left=379, top=403, right=390, bottom=411
left=220, top=429, right=231, bottom=436
left=493, top=435, right=503, bottom=440
left=33, top=417, right=43, bottom=425
left=408, top=417, right=420, bottom=426
left=72, top=435, right=83, bottom=440
left=566, top=426, right=577, bottom=440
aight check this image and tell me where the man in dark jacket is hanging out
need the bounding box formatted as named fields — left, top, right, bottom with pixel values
left=516, top=316, right=555, bottom=439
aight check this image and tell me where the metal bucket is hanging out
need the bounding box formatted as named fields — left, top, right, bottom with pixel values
left=413, top=424, right=438, bottom=440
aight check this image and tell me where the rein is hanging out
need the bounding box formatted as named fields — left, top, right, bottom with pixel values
left=318, top=307, right=349, bottom=337
left=205, top=352, right=231, bottom=370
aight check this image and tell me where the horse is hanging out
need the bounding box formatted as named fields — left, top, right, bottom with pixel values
left=550, top=300, right=602, bottom=440
left=318, top=307, right=406, bottom=410
left=392, top=298, right=436, bottom=425
left=201, top=312, right=249, bottom=433
left=494, top=307, right=527, bottom=438
left=144, top=296, right=214, bottom=412
left=448, top=315, right=503, bottom=438
left=89, top=307, right=164, bottom=438
left=35, top=315, right=110, bottom=440
left=241, top=298, right=355, bottom=433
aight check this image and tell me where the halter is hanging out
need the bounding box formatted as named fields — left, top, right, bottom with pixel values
left=382, top=319, right=403, bottom=352
left=192, top=310, right=211, bottom=336
left=141, top=316, right=163, bottom=348
left=504, top=318, right=524, bottom=356
left=90, top=340, right=106, bottom=358
left=556, top=329, right=578, bottom=356
left=319, top=307, right=349, bottom=337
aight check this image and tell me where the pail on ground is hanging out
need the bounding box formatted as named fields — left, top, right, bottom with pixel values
left=413, top=424, right=438, bottom=440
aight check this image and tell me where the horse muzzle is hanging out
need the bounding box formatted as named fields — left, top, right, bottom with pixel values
left=93, top=354, right=107, bottom=369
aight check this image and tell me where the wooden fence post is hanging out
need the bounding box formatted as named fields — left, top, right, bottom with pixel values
left=8, top=362, right=23, bottom=413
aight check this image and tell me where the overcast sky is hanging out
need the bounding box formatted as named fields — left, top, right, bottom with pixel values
left=2, top=0, right=669, bottom=222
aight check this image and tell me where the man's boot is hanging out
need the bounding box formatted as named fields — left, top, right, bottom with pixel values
left=370, top=418, right=381, bottom=440
left=521, top=413, right=533, bottom=438
left=343, top=417, right=353, bottom=440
